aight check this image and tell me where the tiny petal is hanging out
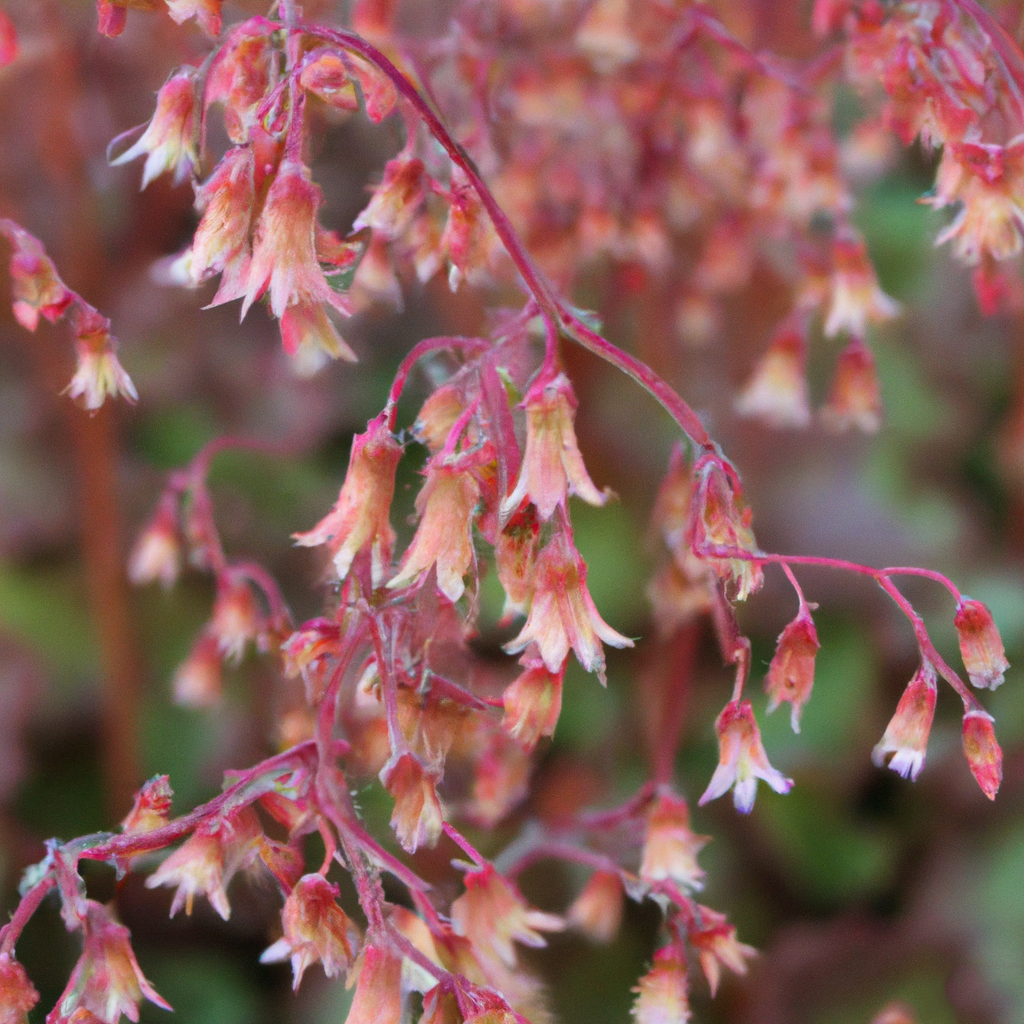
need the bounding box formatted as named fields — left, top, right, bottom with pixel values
left=689, top=905, right=757, bottom=997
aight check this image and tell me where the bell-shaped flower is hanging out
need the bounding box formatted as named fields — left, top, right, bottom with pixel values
left=121, top=775, right=173, bottom=837
left=764, top=607, right=820, bottom=732
left=128, top=494, right=181, bottom=589
left=294, top=414, right=401, bottom=586
left=687, top=454, right=763, bottom=601
left=0, top=953, right=38, bottom=1024
left=631, top=947, right=690, bottom=1024
left=379, top=751, right=445, bottom=854
left=52, top=902, right=171, bottom=1024
left=165, top=0, right=222, bottom=36
left=872, top=660, right=937, bottom=781
left=733, top=323, right=811, bottom=429
left=567, top=870, right=624, bottom=944
left=173, top=631, right=223, bottom=707
left=279, top=302, right=357, bottom=374
left=502, top=659, right=563, bottom=750
left=954, top=597, right=1010, bottom=690
left=504, top=525, right=633, bottom=683
left=242, top=159, right=350, bottom=320
left=501, top=372, right=607, bottom=522
left=962, top=709, right=1002, bottom=800
left=210, top=575, right=262, bottom=664
left=111, top=68, right=200, bottom=189
left=190, top=147, right=255, bottom=294
left=64, top=305, right=137, bottom=411
left=688, top=905, right=757, bottom=997
left=639, top=791, right=708, bottom=890
left=823, top=229, right=900, bottom=337
left=354, top=157, right=427, bottom=240
left=299, top=52, right=359, bottom=111
left=387, top=460, right=480, bottom=603
left=344, top=944, right=403, bottom=1024
left=205, top=20, right=274, bottom=144
left=820, top=337, right=882, bottom=433
left=451, top=865, right=563, bottom=970
left=699, top=700, right=793, bottom=813
left=260, top=874, right=361, bottom=989
left=0, top=219, right=73, bottom=330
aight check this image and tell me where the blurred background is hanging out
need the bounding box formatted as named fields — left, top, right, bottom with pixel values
left=1, top=2, right=1024, bottom=1023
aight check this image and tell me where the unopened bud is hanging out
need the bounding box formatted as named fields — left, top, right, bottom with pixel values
left=962, top=709, right=1002, bottom=799
left=955, top=597, right=1010, bottom=690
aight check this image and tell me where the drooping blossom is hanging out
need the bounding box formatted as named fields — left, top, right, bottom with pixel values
left=299, top=52, right=359, bottom=111
left=567, top=870, right=624, bottom=944
left=204, top=19, right=275, bottom=144
left=128, top=494, right=181, bottom=589
left=688, top=905, right=757, bottom=997
left=872, top=660, right=937, bottom=782
left=699, top=700, right=792, bottom=813
left=451, top=865, right=563, bottom=970
left=387, top=461, right=480, bottom=603
left=764, top=607, right=820, bottom=732
left=494, top=504, right=540, bottom=619
left=354, top=157, right=427, bottom=240
left=210, top=576, right=262, bottom=663
left=734, top=323, right=811, bottom=428
left=379, top=751, right=445, bottom=853
left=823, top=229, right=900, bottom=337
left=260, top=874, right=361, bottom=989
left=50, top=902, right=171, bottom=1024
left=502, top=659, right=563, bottom=750
left=954, top=597, right=1010, bottom=690
left=343, top=944, right=403, bottom=1024
left=0, top=219, right=72, bottom=330
left=631, top=947, right=690, bottom=1024
left=64, top=305, right=138, bottom=411
left=173, top=631, right=222, bottom=706
left=504, top=524, right=633, bottom=683
left=0, top=953, right=39, bottom=1024
left=111, top=68, right=200, bottom=189
left=501, top=372, right=607, bottom=522
left=164, top=0, right=222, bottom=36
left=962, top=709, right=1002, bottom=800
left=121, top=775, right=173, bottom=836
left=241, top=159, right=352, bottom=321
left=687, top=454, right=763, bottom=601
left=639, top=790, right=708, bottom=890
left=294, top=414, right=401, bottom=586
left=819, top=337, right=882, bottom=433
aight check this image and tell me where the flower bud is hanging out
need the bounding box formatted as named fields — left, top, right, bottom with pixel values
left=128, top=495, right=181, bottom=589
left=0, top=220, right=73, bottom=330
left=764, top=608, right=820, bottom=732
left=955, top=597, right=1010, bottom=690
left=567, top=870, right=624, bottom=944
left=211, top=577, right=262, bottom=664
left=872, top=660, right=937, bottom=781
left=502, top=660, right=563, bottom=750
left=379, top=751, right=445, bottom=854
left=962, top=709, right=1002, bottom=799
left=121, top=775, right=173, bottom=836
left=299, top=52, right=359, bottom=111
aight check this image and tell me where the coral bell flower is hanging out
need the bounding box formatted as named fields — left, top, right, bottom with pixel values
left=699, top=700, right=793, bottom=813
left=567, top=870, right=624, bottom=944
left=733, top=325, right=811, bottom=429
left=0, top=220, right=72, bottom=330
left=146, top=828, right=231, bottom=919
left=379, top=751, right=445, bottom=854
left=387, top=461, right=480, bottom=603
left=354, top=157, right=427, bottom=240
left=495, top=505, right=540, bottom=619
left=164, top=0, right=223, bottom=36
left=504, top=525, right=633, bottom=683
left=112, top=68, right=200, bottom=190
left=689, top=906, right=757, bottom=997
left=954, top=597, right=1010, bottom=690
left=299, top=52, right=359, bottom=111
left=345, top=944, right=402, bottom=1024
left=639, top=791, right=708, bottom=891
left=121, top=775, right=173, bottom=836
left=173, top=631, right=223, bottom=707
left=688, top=454, right=763, bottom=601
left=631, top=947, right=690, bottom=1024
left=260, top=874, right=361, bottom=989
left=128, top=495, right=181, bottom=590
left=872, top=660, right=938, bottom=781
left=451, top=865, right=563, bottom=970
left=501, top=372, right=607, bottom=522
left=0, top=953, right=39, bottom=1024
left=55, top=902, right=171, bottom=1024
left=242, top=159, right=350, bottom=321
left=294, top=414, right=401, bottom=587
left=820, top=337, right=882, bottom=433
left=962, top=709, right=1002, bottom=800
left=211, top=576, right=262, bottom=663
left=65, top=306, right=137, bottom=411
left=279, top=302, right=357, bottom=374
left=823, top=229, right=900, bottom=338
left=502, top=659, right=563, bottom=750
left=190, top=147, right=255, bottom=291
left=764, top=608, right=820, bottom=732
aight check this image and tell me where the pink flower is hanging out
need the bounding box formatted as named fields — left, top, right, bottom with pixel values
left=504, top=524, right=633, bottom=683
left=0, top=954, right=38, bottom=1024
left=954, top=597, right=1010, bottom=690
left=64, top=306, right=137, bottom=411
left=764, top=608, right=820, bottom=732
left=111, top=68, right=200, bottom=189
left=294, top=414, right=402, bottom=586
left=962, top=709, right=1002, bottom=800
left=631, top=947, right=690, bottom=1024
left=699, top=700, right=792, bottom=813
left=50, top=902, right=170, bottom=1024
left=379, top=751, right=445, bottom=853
left=823, top=229, right=900, bottom=337
left=501, top=372, right=607, bottom=522
left=639, top=791, right=708, bottom=890
left=164, top=0, right=222, bottom=36
left=190, top=147, right=255, bottom=291
left=260, top=874, right=361, bottom=989
left=734, top=323, right=811, bottom=429
left=279, top=302, right=357, bottom=373
left=128, top=495, right=181, bottom=589
left=0, top=219, right=72, bottom=330
left=502, top=660, right=563, bottom=750
left=354, top=157, right=427, bottom=240
left=688, top=905, right=757, bottom=997
left=820, top=337, right=882, bottom=433
left=567, top=870, right=624, bottom=944
left=343, top=944, right=403, bottom=1024
left=242, top=159, right=351, bottom=320
left=872, top=661, right=937, bottom=781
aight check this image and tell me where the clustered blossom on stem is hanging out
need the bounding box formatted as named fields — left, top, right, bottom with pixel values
left=872, top=660, right=938, bottom=782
